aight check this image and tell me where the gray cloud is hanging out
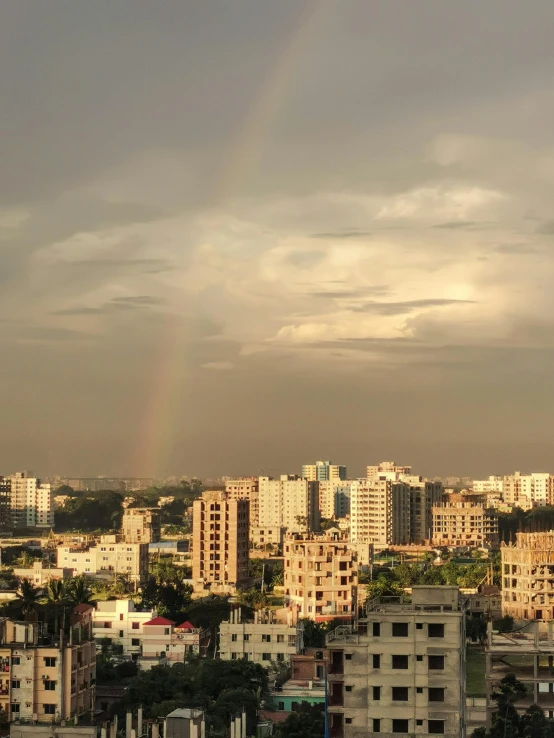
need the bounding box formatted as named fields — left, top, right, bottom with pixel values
left=352, top=298, right=475, bottom=316
left=537, top=220, right=554, bottom=235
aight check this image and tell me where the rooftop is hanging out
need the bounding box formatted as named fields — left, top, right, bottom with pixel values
left=143, top=616, right=175, bottom=626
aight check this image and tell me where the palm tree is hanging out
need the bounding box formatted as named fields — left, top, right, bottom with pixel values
left=46, top=579, right=69, bottom=636
left=67, top=576, right=94, bottom=607
left=15, top=580, right=41, bottom=619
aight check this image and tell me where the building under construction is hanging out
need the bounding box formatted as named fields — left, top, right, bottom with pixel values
left=501, top=532, right=554, bottom=623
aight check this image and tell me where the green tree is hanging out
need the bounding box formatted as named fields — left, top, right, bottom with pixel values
left=67, top=575, right=95, bottom=606
left=15, top=580, right=41, bottom=618
left=273, top=704, right=324, bottom=738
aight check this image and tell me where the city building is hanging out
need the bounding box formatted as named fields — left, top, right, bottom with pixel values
left=302, top=461, right=347, bottom=483
left=485, top=621, right=554, bottom=724
left=191, top=491, right=249, bottom=593
left=250, top=526, right=285, bottom=550
left=140, top=617, right=207, bottom=667
left=366, top=462, right=412, bottom=480
left=405, top=478, right=443, bottom=544
left=218, top=609, right=301, bottom=665
left=8, top=472, right=54, bottom=529
left=283, top=533, right=358, bottom=623
left=318, top=481, right=351, bottom=520
left=472, top=476, right=504, bottom=495
left=12, top=561, right=72, bottom=587
left=225, top=478, right=259, bottom=528
left=165, top=708, right=205, bottom=738
left=0, top=478, right=11, bottom=531
left=121, top=508, right=161, bottom=544
left=61, top=478, right=154, bottom=493
left=350, top=479, right=411, bottom=549
left=326, top=586, right=466, bottom=738
left=258, top=476, right=320, bottom=535
left=92, top=600, right=157, bottom=659
left=502, top=472, right=554, bottom=510
left=431, top=493, right=499, bottom=548
left=501, top=531, right=554, bottom=623
left=0, top=606, right=95, bottom=723
left=56, top=535, right=149, bottom=583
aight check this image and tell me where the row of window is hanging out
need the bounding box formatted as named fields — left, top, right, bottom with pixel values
left=10, top=704, right=57, bottom=715
left=10, top=680, right=56, bottom=690
left=371, top=622, right=445, bottom=638
left=230, top=653, right=287, bottom=661
left=369, top=654, right=445, bottom=669
left=370, top=686, right=445, bottom=701
left=345, top=718, right=445, bottom=734
left=10, top=657, right=56, bottom=667
left=230, top=634, right=295, bottom=643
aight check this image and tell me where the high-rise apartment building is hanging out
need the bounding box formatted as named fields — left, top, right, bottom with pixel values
left=501, top=532, right=554, bottom=623
left=502, top=472, right=554, bottom=510
left=225, top=478, right=259, bottom=527
left=8, top=472, right=54, bottom=529
left=432, top=493, right=498, bottom=548
left=0, top=606, right=95, bottom=723
left=405, top=477, right=443, bottom=544
left=219, top=609, right=301, bottom=665
left=302, top=461, right=347, bottom=482
left=121, top=507, right=161, bottom=543
left=0, top=478, right=11, bottom=531
left=366, top=461, right=412, bottom=480
left=192, top=491, right=249, bottom=592
left=326, top=587, right=466, bottom=738
left=284, top=533, right=358, bottom=623
left=318, top=481, right=351, bottom=519
left=472, top=476, right=504, bottom=494
left=350, top=479, right=410, bottom=548
left=258, top=476, right=320, bottom=534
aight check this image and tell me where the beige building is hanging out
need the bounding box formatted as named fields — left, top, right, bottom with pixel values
left=318, top=481, right=351, bottom=520
left=0, top=606, right=95, bottom=723
left=8, top=472, right=54, bottom=529
left=219, top=609, right=301, bottom=665
left=501, top=531, right=554, bottom=623
left=192, top=491, right=249, bottom=592
left=472, top=476, right=504, bottom=495
left=326, top=587, right=466, bottom=738
left=140, top=617, right=207, bottom=667
left=225, top=478, right=259, bottom=528
left=13, top=561, right=72, bottom=587
left=250, top=526, right=285, bottom=550
left=121, top=507, right=161, bottom=543
left=258, top=476, right=320, bottom=534
left=350, top=479, right=410, bottom=548
left=92, top=599, right=157, bottom=659
left=502, top=472, right=554, bottom=510
left=56, top=535, right=149, bottom=583
left=302, top=461, right=347, bottom=482
left=431, top=493, right=498, bottom=548
left=406, top=478, right=443, bottom=544
left=366, top=461, right=412, bottom=479
left=283, top=533, right=358, bottom=623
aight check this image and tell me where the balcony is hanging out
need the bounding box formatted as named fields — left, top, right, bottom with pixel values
left=329, top=651, right=344, bottom=675
left=329, top=684, right=344, bottom=707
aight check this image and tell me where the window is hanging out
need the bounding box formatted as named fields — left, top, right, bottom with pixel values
left=416, top=623, right=423, bottom=630
left=11, top=704, right=20, bottom=714
left=277, top=653, right=285, bottom=662
left=164, top=628, right=170, bottom=635
left=278, top=702, right=285, bottom=711
left=345, top=718, right=352, bottom=724
left=119, top=630, right=124, bottom=638
left=11, top=657, right=20, bottom=666
left=392, top=623, right=409, bottom=637
left=373, top=654, right=380, bottom=668
left=392, top=655, right=409, bottom=669
left=44, top=705, right=56, bottom=715
left=132, top=622, right=140, bottom=630
left=373, top=719, right=381, bottom=732
left=428, top=720, right=445, bottom=734
left=262, top=653, right=271, bottom=661
left=103, top=622, right=112, bottom=629
left=44, top=657, right=57, bottom=668
left=345, top=685, right=353, bottom=692
left=244, top=634, right=250, bottom=642
left=372, top=686, right=381, bottom=700
left=392, top=687, right=409, bottom=701
left=132, top=639, right=140, bottom=646
left=120, top=614, right=124, bottom=621
left=11, top=681, right=20, bottom=689
left=262, top=634, right=272, bottom=642
left=416, top=655, right=423, bottom=661
left=416, top=687, right=423, bottom=693
left=372, top=622, right=381, bottom=636
left=277, top=634, right=285, bottom=643
left=428, top=624, right=445, bottom=638
left=428, top=655, right=445, bottom=670
left=392, top=719, right=409, bottom=733
left=429, top=688, right=445, bottom=702
left=416, top=720, right=423, bottom=726
left=231, top=634, right=238, bottom=642
left=44, top=681, right=56, bottom=691
left=231, top=653, right=238, bottom=660
left=345, top=654, right=352, bottom=660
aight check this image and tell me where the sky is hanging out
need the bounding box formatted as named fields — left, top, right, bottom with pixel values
left=2, top=1, right=554, bottom=480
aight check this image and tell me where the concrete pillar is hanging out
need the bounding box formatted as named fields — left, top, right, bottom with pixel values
left=101, top=729, right=107, bottom=738
left=138, top=708, right=143, bottom=737
left=126, top=711, right=133, bottom=738
left=131, top=730, right=136, bottom=738
left=230, top=719, right=235, bottom=738
left=190, top=724, right=198, bottom=738
left=242, top=712, right=246, bottom=738
left=152, top=724, right=159, bottom=738
left=235, top=717, right=241, bottom=738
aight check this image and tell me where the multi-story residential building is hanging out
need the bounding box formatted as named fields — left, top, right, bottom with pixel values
left=12, top=561, right=72, bottom=587
left=283, top=533, right=358, bottom=623
left=0, top=478, right=10, bottom=531
left=350, top=479, right=410, bottom=549
left=92, top=600, right=157, bottom=660
left=405, top=477, right=443, bottom=544
left=472, top=476, right=504, bottom=495
left=326, top=586, right=466, bottom=738
left=192, top=491, right=249, bottom=593
left=258, top=476, right=320, bottom=534
left=225, top=478, right=259, bottom=528
left=318, top=481, right=351, bottom=520
left=121, top=507, right=161, bottom=544
left=302, top=461, right=347, bottom=483
left=431, top=493, right=499, bottom=548
left=501, top=531, right=554, bottom=624
left=219, top=609, right=301, bottom=665
left=366, top=462, right=411, bottom=480
left=502, top=472, right=554, bottom=510
left=8, top=472, right=54, bottom=529
left=0, top=606, right=95, bottom=723
left=56, top=535, right=149, bottom=583
left=250, top=526, right=285, bottom=550
left=140, top=617, right=207, bottom=667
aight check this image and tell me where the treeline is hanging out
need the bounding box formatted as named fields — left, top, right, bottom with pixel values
left=498, top=506, right=554, bottom=543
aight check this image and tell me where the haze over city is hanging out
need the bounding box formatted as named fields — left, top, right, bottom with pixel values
left=2, top=1, right=554, bottom=478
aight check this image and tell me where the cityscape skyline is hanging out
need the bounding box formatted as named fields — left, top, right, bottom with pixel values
left=3, top=2, right=554, bottom=478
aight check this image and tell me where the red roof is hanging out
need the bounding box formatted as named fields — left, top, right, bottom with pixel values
left=176, top=621, right=195, bottom=631
left=143, top=616, right=175, bottom=626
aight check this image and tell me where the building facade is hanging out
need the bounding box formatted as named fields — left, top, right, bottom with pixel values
left=192, top=491, right=249, bottom=592
left=502, top=472, right=554, bottom=510
left=92, top=600, right=156, bottom=659
left=219, top=609, right=301, bottom=665
left=258, top=476, right=320, bottom=534
left=472, top=476, right=504, bottom=495
left=56, top=535, right=149, bottom=583
left=501, top=532, right=554, bottom=623
left=350, top=479, right=410, bottom=548
left=12, top=562, right=72, bottom=587
left=283, top=534, right=358, bottom=623
left=366, top=462, right=412, bottom=480
left=431, top=494, right=499, bottom=548
left=326, top=587, right=466, bottom=738
left=225, top=478, right=259, bottom=528
left=140, top=617, right=206, bottom=667
left=8, top=473, right=54, bottom=529
left=121, top=508, right=161, bottom=544
left=302, top=462, right=347, bottom=483
left=318, top=481, right=351, bottom=520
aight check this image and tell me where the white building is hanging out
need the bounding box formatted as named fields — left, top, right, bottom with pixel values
left=318, top=481, right=351, bottom=519
left=472, top=476, right=504, bottom=494
left=350, top=479, right=410, bottom=548
left=8, top=472, right=54, bottom=528
left=503, top=472, right=554, bottom=509
left=258, top=476, right=320, bottom=534
left=366, top=461, right=411, bottom=480
left=302, top=461, right=347, bottom=482
left=57, top=534, right=148, bottom=583
left=13, top=561, right=72, bottom=587
left=219, top=609, right=302, bottom=665
left=92, top=599, right=157, bottom=659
